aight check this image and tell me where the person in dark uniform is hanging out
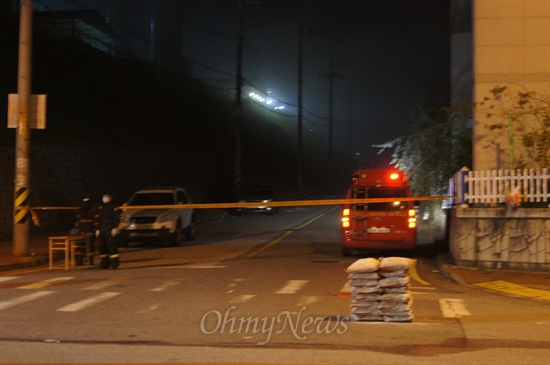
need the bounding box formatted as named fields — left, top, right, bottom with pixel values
left=74, top=194, right=96, bottom=265
left=95, top=192, right=120, bottom=269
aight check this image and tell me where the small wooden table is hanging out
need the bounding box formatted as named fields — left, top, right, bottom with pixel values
left=48, top=236, right=89, bottom=270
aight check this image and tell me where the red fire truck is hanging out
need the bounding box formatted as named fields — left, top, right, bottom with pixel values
left=341, top=169, right=417, bottom=255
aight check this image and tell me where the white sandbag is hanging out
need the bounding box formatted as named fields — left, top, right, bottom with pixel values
left=378, top=301, right=412, bottom=311
left=350, top=307, right=382, bottom=316
left=350, top=314, right=384, bottom=322
left=349, top=278, right=380, bottom=287
left=379, top=269, right=409, bottom=278
left=379, top=257, right=415, bottom=271
left=348, top=272, right=381, bottom=280
left=383, top=315, right=414, bottom=322
left=351, top=294, right=381, bottom=303
left=382, top=287, right=408, bottom=294
left=380, top=292, right=411, bottom=303
left=351, top=287, right=383, bottom=296
left=346, top=258, right=380, bottom=273
left=378, top=276, right=410, bottom=288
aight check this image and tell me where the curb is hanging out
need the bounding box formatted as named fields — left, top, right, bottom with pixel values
left=0, top=255, right=50, bottom=273
left=435, top=252, right=468, bottom=286
left=0, top=211, right=230, bottom=273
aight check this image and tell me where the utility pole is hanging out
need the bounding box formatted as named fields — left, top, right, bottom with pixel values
left=297, top=18, right=304, bottom=191
left=233, top=0, right=244, bottom=197
left=233, top=0, right=266, bottom=197
left=13, top=0, right=33, bottom=257
left=320, top=53, right=347, bottom=163
left=297, top=20, right=325, bottom=190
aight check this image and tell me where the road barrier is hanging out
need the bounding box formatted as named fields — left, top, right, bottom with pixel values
left=29, top=196, right=451, bottom=226
left=31, top=196, right=451, bottom=211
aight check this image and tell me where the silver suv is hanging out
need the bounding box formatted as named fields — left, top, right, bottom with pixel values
left=118, top=187, right=195, bottom=246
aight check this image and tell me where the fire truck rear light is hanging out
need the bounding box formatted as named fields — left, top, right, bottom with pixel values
left=408, top=209, right=415, bottom=217
left=343, top=208, right=350, bottom=216
left=408, top=217, right=416, bottom=228
left=390, top=173, right=399, bottom=180
left=342, top=217, right=350, bottom=228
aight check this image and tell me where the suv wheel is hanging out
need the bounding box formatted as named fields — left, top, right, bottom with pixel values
left=184, top=216, right=195, bottom=241
left=170, top=220, right=184, bottom=247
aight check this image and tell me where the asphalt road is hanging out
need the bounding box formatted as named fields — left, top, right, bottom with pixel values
left=0, top=204, right=549, bottom=364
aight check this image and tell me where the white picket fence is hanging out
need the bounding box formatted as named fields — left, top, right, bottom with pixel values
left=451, top=168, right=550, bottom=205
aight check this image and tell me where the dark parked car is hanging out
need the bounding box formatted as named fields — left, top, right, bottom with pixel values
left=236, top=185, right=278, bottom=215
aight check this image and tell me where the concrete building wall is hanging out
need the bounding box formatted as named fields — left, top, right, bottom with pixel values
left=473, top=0, right=550, bottom=170
left=449, top=207, right=550, bottom=271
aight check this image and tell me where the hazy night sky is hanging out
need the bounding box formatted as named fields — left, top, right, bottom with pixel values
left=179, top=0, right=450, bottom=165
left=33, top=0, right=450, bottom=167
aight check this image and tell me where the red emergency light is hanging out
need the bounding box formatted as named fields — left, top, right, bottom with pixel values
left=352, top=169, right=408, bottom=186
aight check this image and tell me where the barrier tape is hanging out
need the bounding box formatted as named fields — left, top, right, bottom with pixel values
left=30, top=196, right=452, bottom=211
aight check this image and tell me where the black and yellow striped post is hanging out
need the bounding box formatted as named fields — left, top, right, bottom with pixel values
left=14, top=187, right=30, bottom=224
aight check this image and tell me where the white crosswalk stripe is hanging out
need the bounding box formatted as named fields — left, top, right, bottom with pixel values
left=230, top=294, right=256, bottom=304
left=150, top=280, right=179, bottom=292
left=439, top=298, right=471, bottom=318
left=296, top=296, right=320, bottom=307
left=276, top=280, right=308, bottom=294
left=81, top=278, right=128, bottom=291
left=18, top=277, right=75, bottom=289
left=0, top=291, right=54, bottom=310
left=57, top=292, right=121, bottom=312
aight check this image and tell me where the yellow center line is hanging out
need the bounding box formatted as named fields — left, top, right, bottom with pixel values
left=236, top=206, right=338, bottom=264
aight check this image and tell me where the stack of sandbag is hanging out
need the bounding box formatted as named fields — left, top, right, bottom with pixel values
left=377, top=257, right=414, bottom=322
left=346, top=257, right=414, bottom=322
left=346, top=258, right=383, bottom=321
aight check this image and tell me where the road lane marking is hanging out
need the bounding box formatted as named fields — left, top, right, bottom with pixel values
left=183, top=264, right=227, bottom=269
left=439, top=298, right=471, bottom=318
left=276, top=280, right=308, bottom=294
left=0, top=291, right=54, bottom=310
left=409, top=262, right=431, bottom=285
left=340, top=282, right=352, bottom=293
left=150, top=280, right=179, bottom=292
left=18, top=277, right=75, bottom=289
left=57, top=292, right=120, bottom=312
left=156, top=264, right=226, bottom=269
left=475, top=280, right=550, bottom=301
left=137, top=304, right=160, bottom=314
left=237, top=207, right=338, bottom=264
left=0, top=277, right=19, bottom=283
left=230, top=295, right=256, bottom=303
left=296, top=296, right=320, bottom=307
left=81, top=277, right=128, bottom=291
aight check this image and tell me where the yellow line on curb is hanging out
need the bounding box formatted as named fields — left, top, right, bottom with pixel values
left=475, top=280, right=550, bottom=301
left=409, top=261, right=431, bottom=285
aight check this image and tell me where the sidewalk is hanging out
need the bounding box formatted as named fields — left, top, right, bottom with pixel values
left=1, top=237, right=549, bottom=302
left=0, top=236, right=53, bottom=272
left=436, top=252, right=550, bottom=301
